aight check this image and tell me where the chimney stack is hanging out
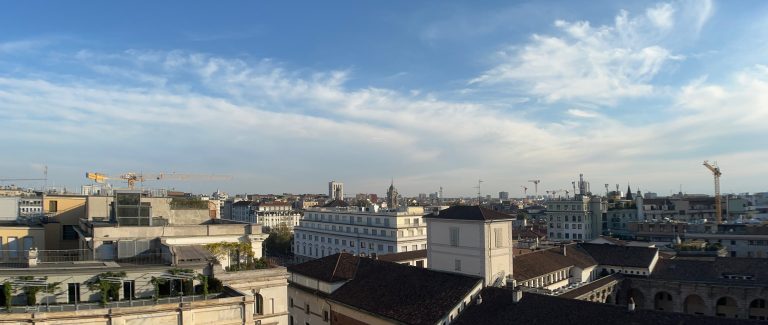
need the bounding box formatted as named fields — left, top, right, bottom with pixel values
left=512, top=287, right=523, bottom=303
left=562, top=244, right=567, bottom=257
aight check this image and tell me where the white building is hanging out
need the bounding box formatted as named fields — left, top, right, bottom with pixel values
left=424, top=205, right=515, bottom=286
left=546, top=195, right=605, bottom=241
left=0, top=197, right=19, bottom=221
left=229, top=201, right=301, bottom=231
left=293, top=201, right=428, bottom=260
left=328, top=181, right=343, bottom=201
left=18, top=196, right=42, bottom=217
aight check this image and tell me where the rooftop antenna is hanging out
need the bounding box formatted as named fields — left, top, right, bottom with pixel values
left=474, top=179, right=484, bottom=204
left=604, top=184, right=610, bottom=197
left=571, top=181, right=577, bottom=197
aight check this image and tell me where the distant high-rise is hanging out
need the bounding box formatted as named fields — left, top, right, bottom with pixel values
left=329, top=181, right=344, bottom=200
left=499, top=191, right=509, bottom=200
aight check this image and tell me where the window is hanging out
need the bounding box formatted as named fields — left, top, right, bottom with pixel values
left=401, top=245, right=407, bottom=251
left=290, top=298, right=294, bottom=307
left=306, top=304, right=310, bottom=314
left=494, top=228, right=503, bottom=248
left=388, top=245, right=394, bottom=252
left=67, top=283, right=81, bottom=303
left=454, top=259, right=461, bottom=271
left=49, top=200, right=58, bottom=212
left=323, top=310, right=329, bottom=321
left=8, top=237, right=18, bottom=258
left=450, top=227, right=460, bottom=246
left=412, top=244, right=417, bottom=250
left=378, top=244, right=384, bottom=251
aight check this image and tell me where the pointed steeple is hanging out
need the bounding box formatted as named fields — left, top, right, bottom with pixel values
left=626, top=184, right=633, bottom=200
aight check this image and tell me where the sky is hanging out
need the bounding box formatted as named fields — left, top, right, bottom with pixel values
left=1, top=0, right=767, bottom=197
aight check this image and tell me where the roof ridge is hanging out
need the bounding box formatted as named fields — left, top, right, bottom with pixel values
left=330, top=254, right=343, bottom=280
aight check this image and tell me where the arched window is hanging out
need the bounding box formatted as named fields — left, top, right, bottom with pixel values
left=255, top=293, right=264, bottom=315
left=716, top=296, right=739, bottom=318
left=750, top=299, right=767, bottom=320
left=654, top=291, right=674, bottom=311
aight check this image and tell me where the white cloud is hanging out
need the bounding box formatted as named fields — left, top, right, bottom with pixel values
left=646, top=3, right=676, bottom=29
left=469, top=1, right=713, bottom=106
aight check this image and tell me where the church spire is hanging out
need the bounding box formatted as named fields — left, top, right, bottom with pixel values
left=626, top=184, right=633, bottom=200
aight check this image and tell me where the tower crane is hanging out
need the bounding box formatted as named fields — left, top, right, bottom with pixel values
left=86, top=172, right=232, bottom=190
left=702, top=161, right=722, bottom=224
left=521, top=186, right=528, bottom=197
left=528, top=180, right=540, bottom=198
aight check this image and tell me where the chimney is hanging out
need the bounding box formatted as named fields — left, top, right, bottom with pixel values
left=562, top=244, right=567, bottom=257
left=628, top=298, right=636, bottom=312
left=512, top=287, right=523, bottom=303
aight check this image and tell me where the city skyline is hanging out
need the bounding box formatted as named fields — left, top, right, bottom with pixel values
left=1, top=1, right=767, bottom=196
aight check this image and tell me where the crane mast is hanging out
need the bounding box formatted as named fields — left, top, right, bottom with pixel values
left=528, top=179, right=540, bottom=198
left=702, top=161, right=722, bottom=224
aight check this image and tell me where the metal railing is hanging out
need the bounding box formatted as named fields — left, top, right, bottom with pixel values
left=0, top=293, right=222, bottom=313
left=38, top=249, right=94, bottom=263
left=113, top=252, right=173, bottom=265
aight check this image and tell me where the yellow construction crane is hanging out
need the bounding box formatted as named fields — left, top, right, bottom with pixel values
left=86, top=172, right=232, bottom=190
left=702, top=161, right=722, bottom=224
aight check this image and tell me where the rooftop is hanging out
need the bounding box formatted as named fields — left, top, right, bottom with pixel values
left=649, top=257, right=768, bottom=286
left=454, top=287, right=761, bottom=325
left=423, top=205, right=515, bottom=221
left=289, top=253, right=483, bottom=325
left=579, top=243, right=658, bottom=268
left=376, top=249, right=427, bottom=263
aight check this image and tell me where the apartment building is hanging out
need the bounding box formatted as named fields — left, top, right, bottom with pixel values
left=228, top=200, right=300, bottom=231
left=293, top=201, right=427, bottom=260
left=545, top=195, right=605, bottom=241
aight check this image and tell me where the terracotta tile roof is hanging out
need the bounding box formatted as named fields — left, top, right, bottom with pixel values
left=454, top=287, right=761, bottom=325
left=513, top=249, right=573, bottom=281
left=578, top=243, right=658, bottom=268
left=287, top=253, right=360, bottom=283
left=512, top=244, right=597, bottom=281
left=376, top=249, right=427, bottom=262
left=423, top=205, right=515, bottom=221
left=558, top=274, right=622, bottom=299
left=289, top=253, right=482, bottom=325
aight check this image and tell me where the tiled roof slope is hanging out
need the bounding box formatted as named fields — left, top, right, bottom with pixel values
left=512, top=244, right=597, bottom=281
left=579, top=243, right=658, bottom=268
left=650, top=257, right=768, bottom=286
left=454, top=287, right=762, bottom=325
left=376, top=249, right=427, bottom=262
left=287, top=253, right=360, bottom=283
left=423, top=205, right=515, bottom=221
left=288, top=253, right=483, bottom=325
left=513, top=249, right=572, bottom=281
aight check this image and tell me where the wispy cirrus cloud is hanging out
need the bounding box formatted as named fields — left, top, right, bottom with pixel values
left=468, top=1, right=713, bottom=107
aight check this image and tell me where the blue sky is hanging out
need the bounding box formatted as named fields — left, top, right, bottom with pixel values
left=1, top=0, right=767, bottom=197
